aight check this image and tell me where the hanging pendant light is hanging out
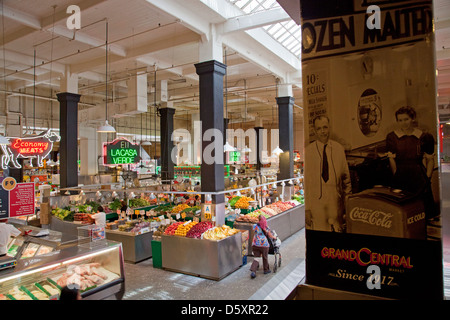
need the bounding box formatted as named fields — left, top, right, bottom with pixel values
left=97, top=120, right=116, bottom=133
left=97, top=21, right=115, bottom=133
left=272, top=146, right=283, bottom=155
left=224, top=141, right=236, bottom=152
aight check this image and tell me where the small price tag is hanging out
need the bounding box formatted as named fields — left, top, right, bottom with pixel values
left=158, top=215, right=165, bottom=221
left=176, top=213, right=181, bottom=220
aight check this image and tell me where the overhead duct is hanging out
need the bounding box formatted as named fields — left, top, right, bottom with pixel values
left=120, top=73, right=148, bottom=116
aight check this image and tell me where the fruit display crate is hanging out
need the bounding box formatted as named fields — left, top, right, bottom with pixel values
left=161, top=232, right=243, bottom=280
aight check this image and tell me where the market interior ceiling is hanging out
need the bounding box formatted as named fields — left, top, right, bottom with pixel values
left=0, top=0, right=449, bottom=137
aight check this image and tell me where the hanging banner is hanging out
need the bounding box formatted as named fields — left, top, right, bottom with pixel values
left=103, top=138, right=141, bottom=166
left=301, top=0, right=443, bottom=299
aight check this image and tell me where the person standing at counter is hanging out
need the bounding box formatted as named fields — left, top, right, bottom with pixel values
left=386, top=106, right=436, bottom=220
left=304, top=115, right=352, bottom=232
left=90, top=206, right=106, bottom=228
left=250, top=215, right=275, bottom=279
left=0, top=219, right=25, bottom=257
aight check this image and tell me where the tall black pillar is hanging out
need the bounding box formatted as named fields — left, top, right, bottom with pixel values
left=57, top=92, right=80, bottom=190
left=195, top=60, right=226, bottom=206
left=276, top=96, right=295, bottom=180
left=160, top=107, right=175, bottom=183
left=254, top=126, right=264, bottom=171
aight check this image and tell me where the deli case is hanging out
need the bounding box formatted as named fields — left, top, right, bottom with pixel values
left=0, top=241, right=125, bottom=300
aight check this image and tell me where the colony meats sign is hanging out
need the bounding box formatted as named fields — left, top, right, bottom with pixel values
left=1, top=130, right=60, bottom=169
left=103, top=138, right=140, bottom=166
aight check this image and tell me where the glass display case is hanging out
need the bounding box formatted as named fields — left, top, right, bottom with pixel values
left=0, top=241, right=125, bottom=300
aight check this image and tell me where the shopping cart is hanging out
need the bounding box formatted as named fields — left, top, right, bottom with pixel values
left=267, top=230, right=282, bottom=273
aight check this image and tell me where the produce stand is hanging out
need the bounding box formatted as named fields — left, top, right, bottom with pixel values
left=105, top=229, right=153, bottom=263
left=233, top=204, right=305, bottom=255
left=161, top=232, right=243, bottom=280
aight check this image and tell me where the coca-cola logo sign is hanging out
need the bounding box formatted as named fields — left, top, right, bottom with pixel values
left=349, top=207, right=393, bottom=229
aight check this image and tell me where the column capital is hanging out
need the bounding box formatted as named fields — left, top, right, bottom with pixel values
left=57, top=92, right=81, bottom=103
left=159, top=107, right=176, bottom=116
left=275, top=96, right=295, bottom=106
left=195, top=60, right=227, bottom=76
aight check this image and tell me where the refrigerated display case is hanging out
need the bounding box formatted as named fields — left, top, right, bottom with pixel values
left=0, top=241, right=125, bottom=300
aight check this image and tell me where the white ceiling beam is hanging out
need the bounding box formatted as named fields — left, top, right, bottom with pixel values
left=0, top=49, right=66, bottom=74
left=78, top=71, right=106, bottom=82
left=147, top=0, right=299, bottom=80
left=217, top=8, right=291, bottom=34
left=145, top=0, right=211, bottom=41
left=0, top=0, right=125, bottom=62
left=70, top=32, right=200, bottom=74
left=49, top=26, right=127, bottom=57
left=223, top=32, right=296, bottom=82
left=0, top=0, right=109, bottom=46
left=1, top=5, right=41, bottom=29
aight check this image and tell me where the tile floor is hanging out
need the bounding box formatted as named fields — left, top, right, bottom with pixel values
left=121, top=228, right=306, bottom=300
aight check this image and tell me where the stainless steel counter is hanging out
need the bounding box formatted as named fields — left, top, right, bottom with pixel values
left=161, top=233, right=243, bottom=280
left=105, top=230, right=153, bottom=263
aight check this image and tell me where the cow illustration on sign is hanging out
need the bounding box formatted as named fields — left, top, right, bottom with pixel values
left=1, top=130, right=60, bottom=169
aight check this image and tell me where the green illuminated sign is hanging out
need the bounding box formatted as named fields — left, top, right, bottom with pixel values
left=103, top=138, right=140, bottom=165
left=229, top=151, right=241, bottom=162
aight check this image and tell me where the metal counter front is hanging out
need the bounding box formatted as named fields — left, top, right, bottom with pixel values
left=161, top=233, right=243, bottom=280
left=105, top=230, right=153, bottom=263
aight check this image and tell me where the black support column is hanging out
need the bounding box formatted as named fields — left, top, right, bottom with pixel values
left=254, top=126, right=264, bottom=171
left=57, top=92, right=80, bottom=191
left=276, top=96, right=295, bottom=180
left=160, top=107, right=175, bottom=183
left=195, top=60, right=227, bottom=224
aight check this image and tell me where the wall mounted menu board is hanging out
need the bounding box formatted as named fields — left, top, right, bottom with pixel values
left=0, top=178, right=35, bottom=218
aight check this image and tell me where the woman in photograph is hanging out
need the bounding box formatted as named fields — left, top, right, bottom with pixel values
left=386, top=106, right=437, bottom=220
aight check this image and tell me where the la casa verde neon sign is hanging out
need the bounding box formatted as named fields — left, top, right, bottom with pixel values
left=1, top=131, right=60, bottom=169
left=103, top=138, right=140, bottom=166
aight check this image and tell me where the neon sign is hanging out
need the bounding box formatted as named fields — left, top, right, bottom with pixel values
left=103, top=138, right=140, bottom=166
left=1, top=130, right=60, bottom=169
